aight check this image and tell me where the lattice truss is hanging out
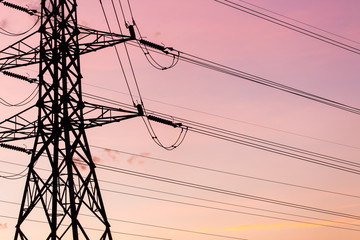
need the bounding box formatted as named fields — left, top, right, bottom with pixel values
left=0, top=0, right=139, bottom=239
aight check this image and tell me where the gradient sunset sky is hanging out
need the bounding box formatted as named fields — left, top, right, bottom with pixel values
left=1, top=0, right=360, bottom=240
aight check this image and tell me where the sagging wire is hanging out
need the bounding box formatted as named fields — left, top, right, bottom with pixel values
left=0, top=85, right=38, bottom=107
left=137, top=104, right=188, bottom=150
left=101, top=0, right=187, bottom=150
left=120, top=0, right=180, bottom=70
left=99, top=0, right=137, bottom=105
left=124, top=0, right=185, bottom=149
left=138, top=38, right=180, bottom=70
left=0, top=71, right=38, bottom=106
left=0, top=15, right=40, bottom=37
left=0, top=168, right=28, bottom=180
left=111, top=0, right=144, bottom=107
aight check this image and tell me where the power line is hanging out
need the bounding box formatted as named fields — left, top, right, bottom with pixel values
left=2, top=155, right=360, bottom=229
left=95, top=163, right=360, bottom=221
left=177, top=50, right=360, bottom=115
left=106, top=217, right=246, bottom=240
left=82, top=93, right=360, bottom=175
left=99, top=179, right=360, bottom=229
left=214, top=0, right=360, bottom=55
left=0, top=138, right=356, bottom=231
left=100, top=0, right=360, bottom=116
left=83, top=82, right=360, bottom=151
left=0, top=16, right=40, bottom=37
left=102, top=189, right=360, bottom=232
left=1, top=170, right=359, bottom=233
left=3, top=139, right=360, bottom=218
left=126, top=41, right=360, bottom=116
left=98, top=0, right=137, bottom=105
left=0, top=200, right=247, bottom=240
left=88, top=145, right=360, bottom=200
left=0, top=85, right=38, bottom=107
left=236, top=0, right=360, bottom=45
left=2, top=137, right=360, bottom=204
left=0, top=169, right=27, bottom=180
left=98, top=0, right=185, bottom=150
left=0, top=214, right=172, bottom=240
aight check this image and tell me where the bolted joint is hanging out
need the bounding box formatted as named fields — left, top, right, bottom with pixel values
left=77, top=101, right=85, bottom=110
left=59, top=42, right=69, bottom=52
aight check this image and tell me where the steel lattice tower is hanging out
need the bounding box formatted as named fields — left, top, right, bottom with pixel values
left=0, top=0, right=180, bottom=238
left=12, top=0, right=118, bottom=239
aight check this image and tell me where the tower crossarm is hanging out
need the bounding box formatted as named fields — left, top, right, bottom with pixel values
left=0, top=102, right=140, bottom=143
left=82, top=102, right=139, bottom=129
left=0, top=31, right=40, bottom=71
left=77, top=26, right=135, bottom=55
left=0, top=105, right=37, bottom=143
left=0, top=27, right=135, bottom=71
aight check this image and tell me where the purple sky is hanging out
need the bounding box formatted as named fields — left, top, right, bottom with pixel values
left=1, top=0, right=360, bottom=239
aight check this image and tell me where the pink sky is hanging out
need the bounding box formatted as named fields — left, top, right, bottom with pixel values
left=1, top=0, right=360, bottom=239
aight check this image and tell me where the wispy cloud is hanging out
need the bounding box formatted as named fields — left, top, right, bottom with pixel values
left=197, top=219, right=360, bottom=232
left=104, top=148, right=149, bottom=166
left=93, top=156, right=101, bottom=163
left=126, top=152, right=149, bottom=165
left=0, top=19, right=8, bottom=28
left=104, top=148, right=119, bottom=161
left=0, top=223, right=8, bottom=229
left=224, top=222, right=312, bottom=230
left=74, top=149, right=150, bottom=171
left=73, top=155, right=101, bottom=171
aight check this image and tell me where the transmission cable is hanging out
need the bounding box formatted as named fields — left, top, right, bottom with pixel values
left=0, top=200, right=246, bottom=240
left=88, top=145, right=360, bottom=200
left=115, top=0, right=184, bottom=150
left=1, top=142, right=359, bottom=232
left=96, top=163, right=360, bottom=221
left=2, top=162, right=359, bottom=233
left=214, top=0, right=360, bottom=55
left=125, top=0, right=180, bottom=70
left=0, top=85, right=38, bottom=107
left=3, top=134, right=360, bottom=200
left=99, top=179, right=360, bottom=229
left=128, top=40, right=360, bottom=116
left=0, top=214, right=172, bottom=240
left=0, top=15, right=40, bottom=37
left=82, top=92, right=360, bottom=175
left=236, top=0, right=360, bottom=45
left=94, top=2, right=360, bottom=116
left=110, top=0, right=144, bottom=106
left=178, top=50, right=360, bottom=115
left=105, top=190, right=360, bottom=232
left=98, top=0, right=186, bottom=150
left=98, top=0, right=136, bottom=105
left=0, top=169, right=27, bottom=180
left=83, top=93, right=360, bottom=175
left=84, top=82, right=360, bottom=150
left=83, top=83, right=360, bottom=150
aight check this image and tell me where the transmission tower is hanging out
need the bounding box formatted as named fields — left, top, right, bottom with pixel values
left=0, top=0, right=141, bottom=239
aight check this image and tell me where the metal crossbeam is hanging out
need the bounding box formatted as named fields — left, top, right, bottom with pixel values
left=0, top=27, right=133, bottom=71
left=0, top=103, right=139, bottom=143
left=0, top=1, right=138, bottom=239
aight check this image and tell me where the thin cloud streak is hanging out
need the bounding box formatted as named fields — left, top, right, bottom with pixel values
left=0, top=223, right=7, bottom=229
left=198, top=219, right=360, bottom=232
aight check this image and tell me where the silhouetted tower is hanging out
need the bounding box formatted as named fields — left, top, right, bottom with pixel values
left=13, top=1, right=114, bottom=239
left=0, top=0, right=183, bottom=238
